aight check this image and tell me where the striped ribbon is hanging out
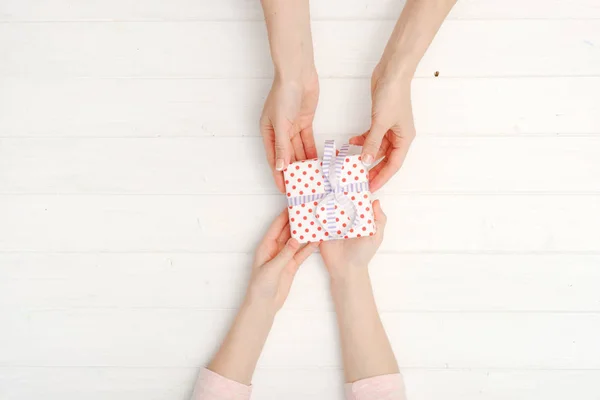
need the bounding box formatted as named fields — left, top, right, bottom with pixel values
left=286, top=181, right=369, bottom=207
left=287, top=140, right=367, bottom=238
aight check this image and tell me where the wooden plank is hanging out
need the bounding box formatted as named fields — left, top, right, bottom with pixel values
left=1, top=77, right=598, bottom=137
left=0, top=194, right=598, bottom=253
left=399, top=369, right=600, bottom=400
left=1, top=254, right=599, bottom=312
left=1, top=308, right=599, bottom=368
left=1, top=0, right=599, bottom=21
left=2, top=136, right=600, bottom=194
left=1, top=367, right=599, bottom=400
left=1, top=21, right=599, bottom=78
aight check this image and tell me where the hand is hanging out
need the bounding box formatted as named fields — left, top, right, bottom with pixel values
left=260, top=72, right=319, bottom=193
left=350, top=62, right=416, bottom=192
left=320, top=200, right=387, bottom=279
left=246, top=209, right=318, bottom=312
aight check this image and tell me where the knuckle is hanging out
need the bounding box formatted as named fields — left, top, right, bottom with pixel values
left=376, top=224, right=385, bottom=238
left=398, top=123, right=416, bottom=139
left=364, top=135, right=382, bottom=149
left=370, top=118, right=387, bottom=132
left=274, top=141, right=287, bottom=154
left=281, top=247, right=295, bottom=259
left=388, top=158, right=402, bottom=170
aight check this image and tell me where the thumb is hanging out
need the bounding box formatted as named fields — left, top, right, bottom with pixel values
left=361, top=120, right=388, bottom=166
left=274, top=125, right=292, bottom=171
left=372, top=199, right=387, bottom=233
left=268, top=238, right=301, bottom=270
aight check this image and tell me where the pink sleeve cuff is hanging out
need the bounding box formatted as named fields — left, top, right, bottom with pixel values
left=345, top=373, right=406, bottom=400
left=191, top=368, right=252, bottom=400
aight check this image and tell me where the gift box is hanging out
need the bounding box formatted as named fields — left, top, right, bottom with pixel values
left=284, top=140, right=376, bottom=243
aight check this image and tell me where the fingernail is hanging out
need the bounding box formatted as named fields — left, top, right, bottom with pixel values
left=362, top=154, right=374, bottom=166
left=276, top=159, right=284, bottom=171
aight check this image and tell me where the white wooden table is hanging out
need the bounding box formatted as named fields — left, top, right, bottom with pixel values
left=1, top=1, right=599, bottom=399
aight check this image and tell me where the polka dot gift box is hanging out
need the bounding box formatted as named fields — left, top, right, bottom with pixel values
left=283, top=140, right=376, bottom=243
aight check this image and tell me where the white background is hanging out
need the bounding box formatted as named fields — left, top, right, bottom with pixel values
left=1, top=1, right=600, bottom=399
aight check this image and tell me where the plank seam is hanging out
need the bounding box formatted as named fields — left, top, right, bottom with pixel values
left=2, top=18, right=600, bottom=23
left=1, top=365, right=600, bottom=371
left=0, top=251, right=599, bottom=255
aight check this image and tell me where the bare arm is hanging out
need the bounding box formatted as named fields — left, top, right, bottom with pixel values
left=321, top=201, right=399, bottom=382
left=261, top=0, right=315, bottom=82
left=207, top=300, right=275, bottom=385
left=380, top=0, right=457, bottom=78
left=260, top=0, right=319, bottom=190
left=205, top=211, right=317, bottom=385
left=331, top=267, right=399, bottom=382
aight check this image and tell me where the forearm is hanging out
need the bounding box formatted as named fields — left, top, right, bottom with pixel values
left=381, top=0, right=457, bottom=76
left=207, top=299, right=275, bottom=385
left=260, top=0, right=315, bottom=81
left=331, top=267, right=399, bottom=383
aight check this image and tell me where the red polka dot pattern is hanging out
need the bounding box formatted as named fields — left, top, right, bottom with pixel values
left=283, top=154, right=376, bottom=243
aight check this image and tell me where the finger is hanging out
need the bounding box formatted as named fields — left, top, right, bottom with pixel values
left=264, top=209, right=290, bottom=242
left=276, top=222, right=292, bottom=251
left=370, top=139, right=411, bottom=192
left=278, top=242, right=317, bottom=308
left=274, top=125, right=293, bottom=172
left=361, top=120, right=389, bottom=166
left=368, top=157, right=388, bottom=182
left=262, top=126, right=286, bottom=193
left=350, top=133, right=387, bottom=161
left=293, top=242, right=318, bottom=264
left=261, top=125, right=276, bottom=168
left=301, top=127, right=318, bottom=159
left=268, top=238, right=301, bottom=271
left=372, top=199, right=387, bottom=232
left=349, top=133, right=367, bottom=146
left=377, top=136, right=392, bottom=157
left=286, top=242, right=318, bottom=275
left=291, top=133, right=307, bottom=161
left=254, top=210, right=290, bottom=266
left=273, top=169, right=286, bottom=194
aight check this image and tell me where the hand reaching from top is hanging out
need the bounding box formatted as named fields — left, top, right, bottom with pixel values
left=350, top=63, right=416, bottom=193
left=261, top=72, right=319, bottom=193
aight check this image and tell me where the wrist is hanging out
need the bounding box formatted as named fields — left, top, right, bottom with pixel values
left=329, top=265, right=370, bottom=290
left=330, top=267, right=374, bottom=307
left=376, top=51, right=416, bottom=83
left=240, top=295, right=278, bottom=323
left=378, top=21, right=422, bottom=81
left=262, top=0, right=316, bottom=84
left=273, top=62, right=317, bottom=88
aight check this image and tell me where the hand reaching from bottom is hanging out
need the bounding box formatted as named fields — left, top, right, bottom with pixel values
left=247, top=209, right=318, bottom=313
left=320, top=200, right=387, bottom=280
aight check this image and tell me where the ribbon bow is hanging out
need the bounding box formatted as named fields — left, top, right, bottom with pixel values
left=287, top=140, right=369, bottom=238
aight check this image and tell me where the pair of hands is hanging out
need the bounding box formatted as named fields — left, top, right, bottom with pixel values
left=255, top=47, right=406, bottom=312
left=245, top=200, right=387, bottom=313
left=260, top=60, right=415, bottom=194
